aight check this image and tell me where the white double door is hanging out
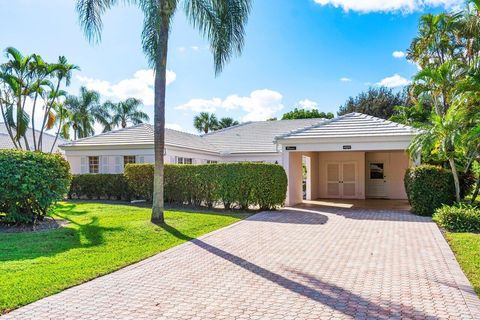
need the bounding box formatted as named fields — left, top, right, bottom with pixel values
left=326, top=161, right=357, bottom=198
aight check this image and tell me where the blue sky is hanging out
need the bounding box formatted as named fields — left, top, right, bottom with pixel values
left=0, top=0, right=462, bottom=133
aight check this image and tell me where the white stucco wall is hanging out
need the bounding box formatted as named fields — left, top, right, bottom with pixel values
left=64, top=146, right=222, bottom=174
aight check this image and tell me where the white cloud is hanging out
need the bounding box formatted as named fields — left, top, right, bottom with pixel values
left=392, top=51, right=406, bottom=58
left=297, top=99, right=319, bottom=110
left=77, top=69, right=176, bottom=106
left=376, top=74, right=410, bottom=88
left=340, top=77, right=352, bottom=82
left=176, top=89, right=284, bottom=122
left=313, top=0, right=462, bottom=13
left=191, top=46, right=200, bottom=51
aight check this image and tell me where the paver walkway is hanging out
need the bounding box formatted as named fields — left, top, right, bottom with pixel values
left=3, top=206, right=480, bottom=320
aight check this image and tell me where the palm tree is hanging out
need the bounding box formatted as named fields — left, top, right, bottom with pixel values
left=217, top=117, right=239, bottom=130
left=194, top=112, right=218, bottom=133
left=50, top=102, right=72, bottom=153
left=412, top=61, right=465, bottom=116
left=408, top=108, right=465, bottom=202
left=65, top=86, right=111, bottom=139
left=105, top=98, right=149, bottom=129
left=76, top=0, right=252, bottom=224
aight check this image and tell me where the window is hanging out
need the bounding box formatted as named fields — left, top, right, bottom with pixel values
left=176, top=157, right=193, bottom=164
left=123, top=156, right=136, bottom=168
left=369, top=163, right=384, bottom=179
left=88, top=156, right=99, bottom=174
left=206, top=160, right=218, bottom=164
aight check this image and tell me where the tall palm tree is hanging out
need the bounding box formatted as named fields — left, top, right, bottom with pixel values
left=217, top=117, right=239, bottom=130
left=194, top=112, right=218, bottom=133
left=76, top=0, right=252, bottom=224
left=65, top=86, right=111, bottom=139
left=408, top=108, right=465, bottom=202
left=105, top=98, right=149, bottom=129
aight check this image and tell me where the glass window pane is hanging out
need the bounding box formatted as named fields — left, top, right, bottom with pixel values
left=370, top=163, right=384, bottom=179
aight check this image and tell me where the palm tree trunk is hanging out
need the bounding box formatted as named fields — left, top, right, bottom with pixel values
left=448, top=158, right=461, bottom=202
left=50, top=118, right=63, bottom=154
left=471, top=176, right=480, bottom=204
left=151, top=8, right=170, bottom=224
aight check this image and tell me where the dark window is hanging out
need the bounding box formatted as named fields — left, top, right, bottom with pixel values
left=369, top=163, right=384, bottom=179
left=176, top=157, right=193, bottom=165
left=89, top=156, right=99, bottom=174
left=124, top=156, right=136, bottom=168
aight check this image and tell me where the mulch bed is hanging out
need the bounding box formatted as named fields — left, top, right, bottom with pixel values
left=0, top=217, right=69, bottom=234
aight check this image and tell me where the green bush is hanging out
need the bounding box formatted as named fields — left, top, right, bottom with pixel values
left=124, top=164, right=154, bottom=201
left=0, top=150, right=71, bottom=224
left=433, top=203, right=480, bottom=232
left=69, top=174, right=131, bottom=200
left=124, top=163, right=287, bottom=210
left=404, top=164, right=455, bottom=216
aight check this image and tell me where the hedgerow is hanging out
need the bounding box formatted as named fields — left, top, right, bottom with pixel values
left=69, top=174, right=131, bottom=200
left=404, top=164, right=455, bottom=216
left=0, top=150, right=71, bottom=224
left=124, top=163, right=287, bottom=210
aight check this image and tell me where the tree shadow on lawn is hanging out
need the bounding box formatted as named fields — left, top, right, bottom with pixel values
left=0, top=204, right=122, bottom=262
left=159, top=223, right=437, bottom=319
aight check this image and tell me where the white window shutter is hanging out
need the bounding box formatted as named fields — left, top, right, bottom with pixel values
left=137, top=156, right=145, bottom=163
left=115, top=156, right=122, bottom=173
left=80, top=157, right=87, bottom=174
left=101, top=156, right=109, bottom=173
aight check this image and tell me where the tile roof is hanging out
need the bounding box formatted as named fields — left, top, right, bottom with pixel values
left=0, top=123, right=66, bottom=152
left=60, top=123, right=219, bottom=153
left=202, top=119, right=324, bottom=154
left=275, top=113, right=418, bottom=141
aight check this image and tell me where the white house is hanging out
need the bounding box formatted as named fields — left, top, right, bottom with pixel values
left=60, top=113, right=419, bottom=206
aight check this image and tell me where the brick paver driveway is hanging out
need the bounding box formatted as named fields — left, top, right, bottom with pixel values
left=3, top=206, right=480, bottom=320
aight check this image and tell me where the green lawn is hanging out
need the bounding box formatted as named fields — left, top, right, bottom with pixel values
left=445, top=232, right=480, bottom=297
left=0, top=201, right=249, bottom=314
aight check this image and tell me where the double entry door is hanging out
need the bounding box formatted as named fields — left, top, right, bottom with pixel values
left=326, top=161, right=357, bottom=198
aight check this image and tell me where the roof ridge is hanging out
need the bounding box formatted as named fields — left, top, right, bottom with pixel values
left=274, top=117, right=335, bottom=141
left=274, top=114, right=355, bottom=140
left=201, top=121, right=252, bottom=137
left=355, top=113, right=418, bottom=132
left=60, top=123, right=149, bottom=146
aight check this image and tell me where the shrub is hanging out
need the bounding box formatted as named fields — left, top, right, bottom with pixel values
left=0, top=150, right=71, bottom=224
left=433, top=203, right=480, bottom=232
left=404, top=164, right=455, bottom=216
left=124, top=164, right=154, bottom=201
left=125, top=163, right=287, bottom=210
left=69, top=174, right=131, bottom=200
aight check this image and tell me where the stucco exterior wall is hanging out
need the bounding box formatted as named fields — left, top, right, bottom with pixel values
left=365, top=151, right=410, bottom=199
left=64, top=146, right=222, bottom=174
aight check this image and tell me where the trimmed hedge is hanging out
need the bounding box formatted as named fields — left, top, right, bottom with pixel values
left=0, top=150, right=71, bottom=224
left=69, top=174, right=131, bottom=200
left=433, top=203, right=480, bottom=232
left=124, top=163, right=287, bottom=210
left=404, top=164, right=455, bottom=216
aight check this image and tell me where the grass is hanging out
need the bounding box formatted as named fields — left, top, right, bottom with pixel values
left=445, top=232, right=480, bottom=297
left=0, top=201, right=250, bottom=314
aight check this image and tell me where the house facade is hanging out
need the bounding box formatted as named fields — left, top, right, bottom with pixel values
left=60, top=113, right=418, bottom=205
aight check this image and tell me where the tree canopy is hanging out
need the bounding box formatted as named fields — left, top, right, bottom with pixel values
left=282, top=108, right=334, bottom=120
left=338, top=87, right=410, bottom=119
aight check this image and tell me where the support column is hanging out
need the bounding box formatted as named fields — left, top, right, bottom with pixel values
left=283, top=151, right=303, bottom=206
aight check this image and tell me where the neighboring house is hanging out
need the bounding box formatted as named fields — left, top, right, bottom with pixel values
left=0, top=123, right=66, bottom=153
left=60, top=113, right=419, bottom=205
